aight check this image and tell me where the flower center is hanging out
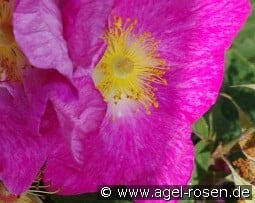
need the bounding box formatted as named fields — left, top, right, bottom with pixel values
left=112, top=56, right=134, bottom=78
left=93, top=17, right=169, bottom=115
left=0, top=1, right=26, bottom=82
left=0, top=23, right=14, bottom=45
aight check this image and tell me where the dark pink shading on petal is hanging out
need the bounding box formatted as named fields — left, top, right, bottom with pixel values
left=13, top=0, right=73, bottom=78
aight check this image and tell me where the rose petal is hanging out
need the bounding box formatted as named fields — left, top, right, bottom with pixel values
left=110, top=0, right=251, bottom=124
left=0, top=87, right=46, bottom=194
left=49, top=76, right=106, bottom=163
left=62, top=0, right=114, bottom=75
left=43, top=110, right=193, bottom=195
left=13, top=0, right=73, bottom=77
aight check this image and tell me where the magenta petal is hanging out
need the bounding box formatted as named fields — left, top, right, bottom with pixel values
left=13, top=0, right=73, bottom=77
left=110, top=0, right=251, bottom=124
left=21, top=67, right=77, bottom=128
left=157, top=52, right=224, bottom=124
left=112, top=0, right=251, bottom=51
left=0, top=88, right=46, bottom=194
left=43, top=111, right=193, bottom=195
left=49, top=76, right=106, bottom=163
left=0, top=133, right=46, bottom=195
left=155, top=0, right=251, bottom=124
left=62, top=0, right=114, bottom=73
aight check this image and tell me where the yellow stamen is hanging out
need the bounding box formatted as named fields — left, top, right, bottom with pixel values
left=93, top=16, right=169, bottom=115
left=0, top=1, right=26, bottom=82
left=27, top=169, right=61, bottom=197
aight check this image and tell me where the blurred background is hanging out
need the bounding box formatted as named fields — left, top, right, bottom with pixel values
left=41, top=1, right=255, bottom=202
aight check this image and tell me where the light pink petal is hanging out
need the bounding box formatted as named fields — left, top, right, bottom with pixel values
left=110, top=0, right=251, bottom=124
left=0, top=87, right=46, bottom=194
left=43, top=110, right=193, bottom=195
left=48, top=76, right=106, bottom=163
left=13, top=0, right=73, bottom=77
left=62, top=0, right=114, bottom=74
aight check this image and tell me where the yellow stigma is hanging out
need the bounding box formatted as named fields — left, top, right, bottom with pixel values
left=0, top=1, right=26, bottom=82
left=93, top=16, right=169, bottom=114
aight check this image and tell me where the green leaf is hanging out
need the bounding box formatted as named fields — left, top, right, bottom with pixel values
left=225, top=50, right=233, bottom=69
left=220, top=127, right=255, bottom=156
left=207, top=98, right=240, bottom=142
left=192, top=117, right=209, bottom=140
left=191, top=141, right=211, bottom=184
left=220, top=93, right=251, bottom=131
left=195, top=141, right=211, bottom=171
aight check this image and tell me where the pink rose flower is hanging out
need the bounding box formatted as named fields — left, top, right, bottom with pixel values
left=0, top=0, right=105, bottom=197
left=13, top=0, right=251, bottom=201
